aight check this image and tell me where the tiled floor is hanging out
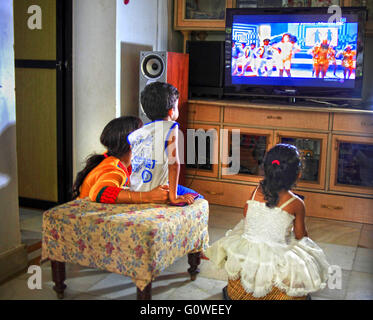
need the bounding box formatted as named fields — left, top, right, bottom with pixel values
left=1, top=204, right=372, bottom=300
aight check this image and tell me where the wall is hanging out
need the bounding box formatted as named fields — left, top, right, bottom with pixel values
left=71, top=2, right=372, bottom=178
left=73, top=0, right=117, bottom=175
left=73, top=0, right=181, bottom=175
left=0, top=0, right=27, bottom=282
left=116, top=0, right=166, bottom=118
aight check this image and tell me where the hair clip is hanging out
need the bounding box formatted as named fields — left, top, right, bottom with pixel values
left=272, top=160, right=280, bottom=166
left=103, top=153, right=109, bottom=158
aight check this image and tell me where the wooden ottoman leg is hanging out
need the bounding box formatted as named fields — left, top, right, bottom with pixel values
left=188, top=252, right=201, bottom=281
left=137, top=282, right=152, bottom=300
left=51, top=261, right=67, bottom=299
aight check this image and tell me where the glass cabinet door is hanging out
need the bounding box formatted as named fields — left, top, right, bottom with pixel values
left=222, top=127, right=273, bottom=183
left=330, top=135, right=373, bottom=195
left=186, top=124, right=219, bottom=178
left=276, top=131, right=327, bottom=190
left=174, top=0, right=234, bottom=30
left=185, top=0, right=226, bottom=19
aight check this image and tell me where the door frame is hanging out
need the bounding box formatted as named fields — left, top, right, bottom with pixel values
left=16, top=0, right=73, bottom=209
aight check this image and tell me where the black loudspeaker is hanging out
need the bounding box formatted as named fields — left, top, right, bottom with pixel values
left=186, top=41, right=225, bottom=99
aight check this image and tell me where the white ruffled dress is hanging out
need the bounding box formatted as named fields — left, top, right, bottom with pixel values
left=206, top=194, right=330, bottom=298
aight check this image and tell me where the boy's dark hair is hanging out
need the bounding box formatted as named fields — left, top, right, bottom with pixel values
left=71, top=116, right=143, bottom=199
left=140, top=82, right=180, bottom=121
left=260, top=144, right=302, bottom=208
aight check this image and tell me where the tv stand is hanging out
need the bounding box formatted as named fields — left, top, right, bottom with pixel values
left=185, top=98, right=373, bottom=225
left=222, top=92, right=368, bottom=110
left=304, top=98, right=349, bottom=108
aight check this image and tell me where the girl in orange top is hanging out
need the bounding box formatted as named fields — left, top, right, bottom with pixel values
left=72, top=116, right=169, bottom=204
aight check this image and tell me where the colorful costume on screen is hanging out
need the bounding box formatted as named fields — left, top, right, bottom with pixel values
left=309, top=41, right=337, bottom=79
left=329, top=46, right=338, bottom=77
left=338, top=46, right=356, bottom=79
left=256, top=40, right=274, bottom=77
left=232, top=42, right=245, bottom=76
left=243, top=43, right=258, bottom=75
left=315, top=41, right=331, bottom=79
left=308, top=43, right=321, bottom=78
left=273, top=34, right=300, bottom=78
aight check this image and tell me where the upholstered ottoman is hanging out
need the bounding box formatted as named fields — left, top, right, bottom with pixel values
left=41, top=198, right=209, bottom=300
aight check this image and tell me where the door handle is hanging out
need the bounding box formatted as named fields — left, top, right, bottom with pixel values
left=205, top=191, right=224, bottom=196
left=321, top=204, right=343, bottom=210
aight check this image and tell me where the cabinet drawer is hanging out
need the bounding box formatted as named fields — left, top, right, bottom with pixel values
left=294, top=190, right=373, bottom=224
left=224, top=107, right=329, bottom=131
left=186, top=178, right=255, bottom=208
left=188, top=103, right=220, bottom=123
left=333, top=113, right=373, bottom=134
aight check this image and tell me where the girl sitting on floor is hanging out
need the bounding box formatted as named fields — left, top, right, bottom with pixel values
left=72, top=116, right=169, bottom=204
left=205, top=144, right=330, bottom=300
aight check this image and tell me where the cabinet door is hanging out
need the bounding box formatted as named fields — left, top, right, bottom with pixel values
left=186, top=124, right=220, bottom=178
left=294, top=189, right=373, bottom=224
left=330, top=135, right=373, bottom=195
left=188, top=103, right=221, bottom=123
left=276, top=131, right=328, bottom=190
left=185, top=178, right=256, bottom=208
left=222, top=126, right=274, bottom=183
left=174, top=0, right=234, bottom=30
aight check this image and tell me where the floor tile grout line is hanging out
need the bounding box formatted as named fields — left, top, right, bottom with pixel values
left=355, top=222, right=364, bottom=249
left=350, top=232, right=362, bottom=273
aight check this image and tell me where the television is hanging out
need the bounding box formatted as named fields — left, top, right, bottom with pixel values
left=224, top=7, right=367, bottom=102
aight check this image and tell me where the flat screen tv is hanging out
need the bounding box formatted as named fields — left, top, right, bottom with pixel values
left=224, top=7, right=367, bottom=101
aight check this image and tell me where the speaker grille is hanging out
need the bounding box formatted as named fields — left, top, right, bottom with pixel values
left=186, top=41, right=224, bottom=88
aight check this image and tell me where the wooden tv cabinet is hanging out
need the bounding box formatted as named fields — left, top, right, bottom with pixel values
left=185, top=99, right=373, bottom=224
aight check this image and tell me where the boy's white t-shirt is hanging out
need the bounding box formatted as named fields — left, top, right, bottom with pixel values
left=127, top=120, right=178, bottom=192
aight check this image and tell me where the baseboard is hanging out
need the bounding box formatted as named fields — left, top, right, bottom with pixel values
left=0, top=244, right=28, bottom=284
left=19, top=197, right=57, bottom=210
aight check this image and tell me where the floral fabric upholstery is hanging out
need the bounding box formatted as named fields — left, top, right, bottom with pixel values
left=41, top=198, right=209, bottom=290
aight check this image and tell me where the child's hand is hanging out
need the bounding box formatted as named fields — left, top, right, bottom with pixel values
left=149, top=185, right=169, bottom=203
left=170, top=194, right=195, bottom=205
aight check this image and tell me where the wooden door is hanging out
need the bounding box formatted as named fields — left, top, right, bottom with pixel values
left=14, top=0, right=72, bottom=207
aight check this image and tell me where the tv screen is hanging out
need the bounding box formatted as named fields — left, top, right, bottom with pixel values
left=224, top=7, right=367, bottom=101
